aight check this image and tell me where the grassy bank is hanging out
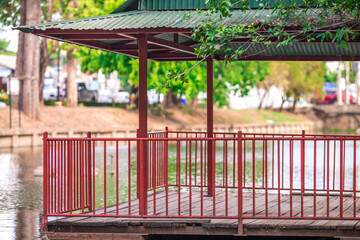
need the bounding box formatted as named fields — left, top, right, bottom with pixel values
left=0, top=106, right=310, bottom=131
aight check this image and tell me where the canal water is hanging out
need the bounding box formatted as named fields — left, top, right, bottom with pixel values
left=1, top=142, right=359, bottom=239
left=0, top=147, right=44, bottom=240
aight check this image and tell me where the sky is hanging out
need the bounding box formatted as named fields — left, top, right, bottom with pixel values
left=0, top=27, right=19, bottom=53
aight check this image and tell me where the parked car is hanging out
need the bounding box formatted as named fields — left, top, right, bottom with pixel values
left=112, top=91, right=130, bottom=103
left=77, top=82, right=98, bottom=102
left=43, top=85, right=58, bottom=100
left=316, top=89, right=354, bottom=104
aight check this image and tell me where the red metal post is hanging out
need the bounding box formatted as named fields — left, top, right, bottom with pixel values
left=207, top=56, right=214, bottom=196
left=138, top=33, right=148, bottom=215
left=43, top=132, right=48, bottom=224
left=87, top=132, right=92, bottom=211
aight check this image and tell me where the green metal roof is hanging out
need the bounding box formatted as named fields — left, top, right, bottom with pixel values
left=16, top=9, right=297, bottom=33
left=15, top=1, right=360, bottom=61
left=112, top=0, right=304, bottom=13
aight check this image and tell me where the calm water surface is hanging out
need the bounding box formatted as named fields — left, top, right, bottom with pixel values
left=0, top=147, right=44, bottom=240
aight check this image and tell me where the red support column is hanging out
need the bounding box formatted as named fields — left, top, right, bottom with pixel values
left=138, top=34, right=148, bottom=215
left=207, top=57, right=215, bottom=196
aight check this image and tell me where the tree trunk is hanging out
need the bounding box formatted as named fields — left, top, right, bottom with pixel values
left=189, top=99, right=198, bottom=111
left=66, top=48, right=77, bottom=107
left=279, top=96, right=286, bottom=112
left=257, top=88, right=268, bottom=110
left=39, top=39, right=50, bottom=104
left=38, top=0, right=55, bottom=105
left=291, top=96, right=298, bottom=112
left=356, top=62, right=360, bottom=105
left=337, top=62, right=343, bottom=105
left=15, top=0, right=42, bottom=119
left=345, top=62, right=350, bottom=105
left=162, top=90, right=178, bottom=110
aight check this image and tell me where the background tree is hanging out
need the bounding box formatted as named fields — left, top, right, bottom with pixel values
left=254, top=61, right=289, bottom=109
left=284, top=62, right=326, bottom=111
left=15, top=0, right=42, bottom=119
left=59, top=0, right=123, bottom=107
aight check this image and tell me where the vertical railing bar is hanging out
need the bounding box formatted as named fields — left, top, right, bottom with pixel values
left=233, top=139, right=236, bottom=188
left=323, top=140, right=326, bottom=190
left=165, top=127, right=169, bottom=216
left=237, top=131, right=243, bottom=235
left=104, top=141, right=107, bottom=214
left=205, top=138, right=207, bottom=186
left=353, top=139, right=356, bottom=218
left=340, top=138, right=344, bottom=218
left=327, top=140, right=330, bottom=217
left=212, top=139, right=216, bottom=216
left=152, top=138, right=156, bottom=215
left=223, top=136, right=225, bottom=187
left=43, top=132, right=48, bottom=222
left=62, top=140, right=65, bottom=212
left=333, top=140, right=336, bottom=191
left=243, top=139, right=246, bottom=188
left=128, top=141, right=132, bottom=215
left=177, top=140, right=181, bottom=216
left=67, top=140, right=72, bottom=213
left=272, top=137, right=275, bottom=189
left=225, top=140, right=228, bottom=217
left=81, top=140, right=84, bottom=213
left=48, top=140, right=51, bottom=214
left=201, top=140, right=204, bottom=217
left=189, top=140, right=192, bottom=216
left=343, top=140, right=346, bottom=190
left=195, top=133, right=198, bottom=186
left=265, top=139, right=268, bottom=217
left=92, top=141, right=95, bottom=215
left=262, top=135, right=265, bottom=188
left=301, top=130, right=305, bottom=217
left=282, top=136, right=284, bottom=189
left=87, top=132, right=92, bottom=212
left=186, top=133, right=188, bottom=186
left=252, top=139, right=255, bottom=216
left=314, top=137, right=317, bottom=217
left=115, top=141, right=119, bottom=215
left=76, top=141, right=79, bottom=209
left=277, top=139, right=281, bottom=217
left=290, top=138, right=293, bottom=217
left=57, top=140, right=60, bottom=213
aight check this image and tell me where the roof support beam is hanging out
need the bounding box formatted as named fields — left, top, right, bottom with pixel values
left=111, top=44, right=170, bottom=51
left=147, top=35, right=196, bottom=55
left=148, top=52, right=197, bottom=59
left=61, top=34, right=131, bottom=40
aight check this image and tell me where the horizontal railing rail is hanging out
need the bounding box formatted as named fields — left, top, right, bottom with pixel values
left=42, top=128, right=360, bottom=234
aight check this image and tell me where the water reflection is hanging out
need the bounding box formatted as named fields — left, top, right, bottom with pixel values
left=0, top=147, right=44, bottom=240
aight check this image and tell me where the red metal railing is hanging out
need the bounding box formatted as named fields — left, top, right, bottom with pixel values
left=42, top=129, right=360, bottom=233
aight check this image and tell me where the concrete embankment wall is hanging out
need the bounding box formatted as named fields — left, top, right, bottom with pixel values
left=0, top=121, right=316, bottom=148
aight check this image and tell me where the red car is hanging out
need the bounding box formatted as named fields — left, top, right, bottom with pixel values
left=317, top=89, right=354, bottom=104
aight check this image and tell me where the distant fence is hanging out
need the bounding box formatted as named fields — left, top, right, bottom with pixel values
left=0, top=121, right=316, bottom=148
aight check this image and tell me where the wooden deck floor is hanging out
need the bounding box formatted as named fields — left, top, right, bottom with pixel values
left=46, top=190, right=360, bottom=239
